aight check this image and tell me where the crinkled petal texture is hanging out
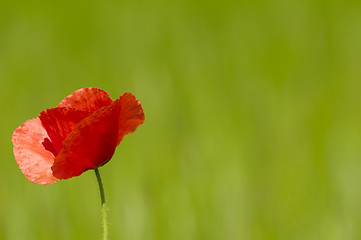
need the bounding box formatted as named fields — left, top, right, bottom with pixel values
left=39, top=108, right=92, bottom=155
left=57, top=87, right=113, bottom=112
left=12, top=118, right=58, bottom=184
left=52, top=93, right=145, bottom=179
left=12, top=88, right=144, bottom=184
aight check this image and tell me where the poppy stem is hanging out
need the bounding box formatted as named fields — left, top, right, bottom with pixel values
left=94, top=168, right=108, bottom=240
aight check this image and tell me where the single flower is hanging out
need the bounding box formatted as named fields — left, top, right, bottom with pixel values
left=12, top=87, right=145, bottom=185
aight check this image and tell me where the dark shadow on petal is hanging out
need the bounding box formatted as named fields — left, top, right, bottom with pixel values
left=42, top=138, right=58, bottom=157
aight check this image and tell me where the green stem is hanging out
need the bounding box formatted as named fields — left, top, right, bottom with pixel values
left=94, top=168, right=108, bottom=240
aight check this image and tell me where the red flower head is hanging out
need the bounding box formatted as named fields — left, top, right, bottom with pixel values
left=12, top=88, right=145, bottom=185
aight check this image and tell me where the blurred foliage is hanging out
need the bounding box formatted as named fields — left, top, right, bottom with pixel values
left=1, top=0, right=361, bottom=239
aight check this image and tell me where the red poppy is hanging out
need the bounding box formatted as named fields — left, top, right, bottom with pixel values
left=12, top=88, right=145, bottom=185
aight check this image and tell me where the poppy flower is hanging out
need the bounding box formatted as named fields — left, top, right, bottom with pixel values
left=12, top=87, right=145, bottom=185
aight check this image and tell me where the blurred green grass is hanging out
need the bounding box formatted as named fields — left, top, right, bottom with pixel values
left=1, top=0, right=361, bottom=239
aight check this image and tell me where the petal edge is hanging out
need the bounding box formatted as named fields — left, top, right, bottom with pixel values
left=58, top=87, right=113, bottom=112
left=12, top=118, right=58, bottom=185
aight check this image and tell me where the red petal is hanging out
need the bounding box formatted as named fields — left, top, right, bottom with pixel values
left=12, top=118, right=58, bottom=185
left=39, top=108, right=91, bottom=155
left=115, top=93, right=146, bottom=145
left=52, top=93, right=145, bottom=179
left=57, top=87, right=113, bottom=112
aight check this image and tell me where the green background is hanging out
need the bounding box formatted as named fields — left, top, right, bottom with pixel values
left=1, top=0, right=361, bottom=239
